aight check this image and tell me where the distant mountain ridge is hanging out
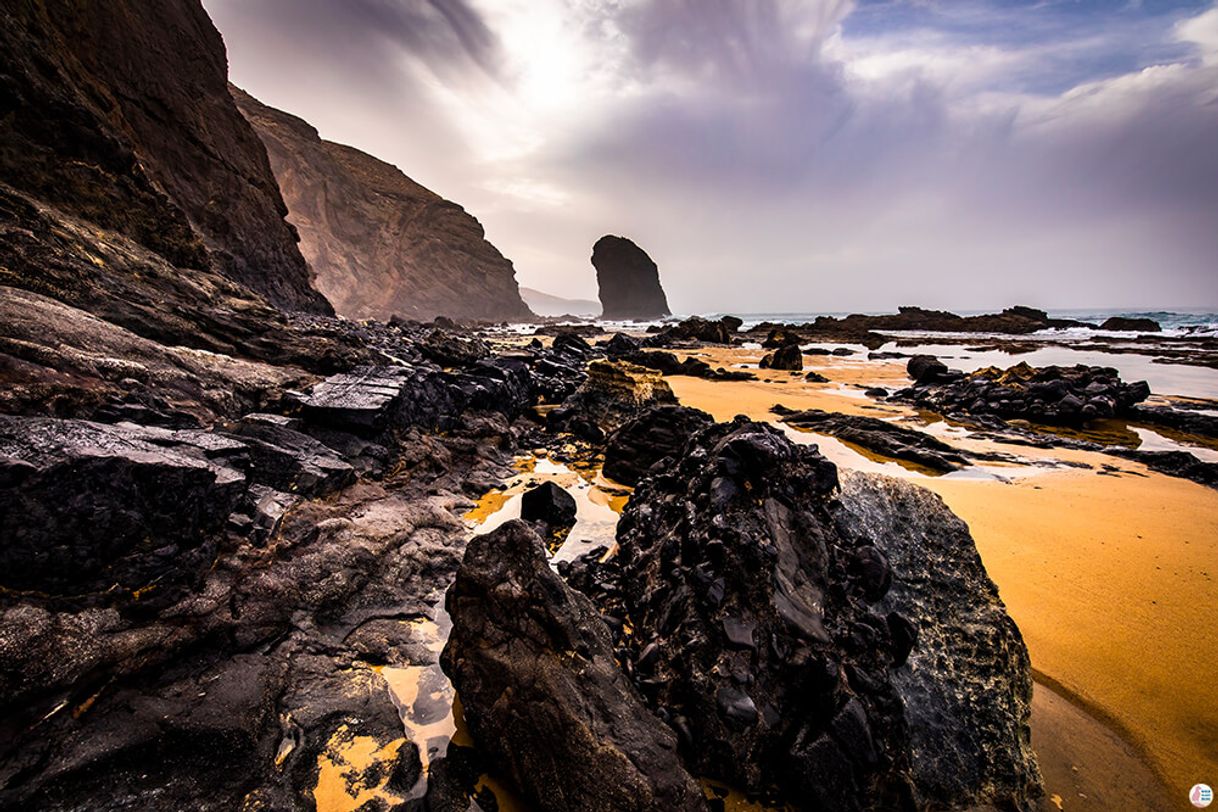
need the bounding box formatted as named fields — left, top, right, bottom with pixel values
left=233, top=87, right=533, bottom=322
left=520, top=287, right=600, bottom=317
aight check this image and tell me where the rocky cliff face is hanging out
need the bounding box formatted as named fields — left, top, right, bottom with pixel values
left=0, top=0, right=327, bottom=313
left=592, top=235, right=671, bottom=320
left=232, top=87, right=533, bottom=322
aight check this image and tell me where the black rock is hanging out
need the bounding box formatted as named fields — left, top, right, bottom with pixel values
left=760, top=344, right=803, bottom=371
left=906, top=355, right=950, bottom=385
left=603, top=404, right=714, bottom=486
left=0, top=416, right=244, bottom=595
left=520, top=481, right=578, bottom=531
left=591, top=235, right=671, bottom=320
left=1100, top=316, right=1161, bottom=332
left=779, top=410, right=971, bottom=473
left=440, top=521, right=707, bottom=812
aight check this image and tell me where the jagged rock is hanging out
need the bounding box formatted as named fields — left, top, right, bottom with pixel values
left=229, top=416, right=355, bottom=497
left=591, top=236, right=671, bottom=320
left=1130, top=405, right=1218, bottom=439
left=806, top=371, right=830, bottom=383
left=647, top=316, right=741, bottom=345
left=441, top=521, right=707, bottom=812
left=778, top=410, right=970, bottom=473
left=571, top=419, right=1040, bottom=810
left=603, top=405, right=714, bottom=486
left=1100, top=316, right=1161, bottom=332
left=419, top=329, right=492, bottom=367
left=0, top=0, right=328, bottom=313
left=233, top=87, right=532, bottom=321
left=302, top=366, right=418, bottom=434
left=605, top=419, right=915, bottom=809
left=832, top=472, right=1041, bottom=809
left=550, top=359, right=677, bottom=439
left=0, top=416, right=244, bottom=595
left=895, top=362, right=1151, bottom=426
left=520, top=482, right=578, bottom=532
left=760, top=344, right=803, bottom=371
left=602, top=332, right=642, bottom=355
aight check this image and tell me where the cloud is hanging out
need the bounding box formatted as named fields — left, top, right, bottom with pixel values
left=206, top=0, right=1218, bottom=310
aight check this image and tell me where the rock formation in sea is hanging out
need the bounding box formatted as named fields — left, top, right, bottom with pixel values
left=233, top=87, right=533, bottom=322
left=0, top=0, right=327, bottom=314
left=592, top=235, right=672, bottom=320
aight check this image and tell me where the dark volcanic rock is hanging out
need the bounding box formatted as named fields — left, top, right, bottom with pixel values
left=1100, top=316, right=1161, bottom=332
left=1108, top=449, right=1218, bottom=490
left=550, top=359, right=677, bottom=439
left=0, top=0, right=327, bottom=313
left=760, top=343, right=803, bottom=371
left=832, top=472, right=1041, bottom=809
left=0, top=416, right=244, bottom=595
left=895, top=361, right=1151, bottom=426
left=647, top=316, right=741, bottom=345
left=233, top=87, right=532, bottom=322
left=779, top=410, right=970, bottom=473
left=906, top=355, right=952, bottom=385
left=520, top=481, right=578, bottom=532
left=229, top=416, right=355, bottom=497
left=603, top=404, right=714, bottom=485
left=611, top=419, right=915, bottom=809
left=762, top=328, right=804, bottom=349
left=441, top=520, right=707, bottom=812
left=591, top=235, right=671, bottom=320
left=302, top=365, right=418, bottom=434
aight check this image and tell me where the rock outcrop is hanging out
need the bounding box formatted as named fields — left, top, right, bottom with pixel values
left=556, top=419, right=1040, bottom=811
left=603, top=405, right=714, bottom=486
left=233, top=87, right=532, bottom=322
left=777, top=409, right=971, bottom=473
left=832, top=472, right=1041, bottom=809
left=550, top=359, right=677, bottom=440
left=1100, top=316, right=1161, bottom=332
left=895, top=361, right=1151, bottom=425
left=760, top=344, right=804, bottom=371
left=592, top=236, right=671, bottom=320
left=440, top=521, right=708, bottom=812
left=0, top=0, right=327, bottom=314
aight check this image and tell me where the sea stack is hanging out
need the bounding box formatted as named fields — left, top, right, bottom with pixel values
left=592, top=235, right=671, bottom=320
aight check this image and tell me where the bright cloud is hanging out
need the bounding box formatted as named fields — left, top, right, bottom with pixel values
left=205, top=0, right=1218, bottom=311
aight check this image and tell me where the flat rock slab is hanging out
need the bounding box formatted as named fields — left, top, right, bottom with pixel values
left=302, top=365, right=418, bottom=433
left=0, top=416, right=244, bottom=594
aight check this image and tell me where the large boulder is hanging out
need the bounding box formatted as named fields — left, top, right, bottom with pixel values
left=550, top=359, right=677, bottom=440
left=440, top=521, right=707, bottom=812
left=608, top=419, right=914, bottom=810
left=832, top=472, right=1041, bottom=809
left=759, top=343, right=803, bottom=371
left=0, top=416, right=244, bottom=595
left=572, top=419, right=1041, bottom=810
left=906, top=355, right=951, bottom=385
left=592, top=236, right=671, bottom=320
left=603, top=404, right=714, bottom=485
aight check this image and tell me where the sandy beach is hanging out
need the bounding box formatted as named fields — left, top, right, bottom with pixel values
left=662, top=345, right=1216, bottom=809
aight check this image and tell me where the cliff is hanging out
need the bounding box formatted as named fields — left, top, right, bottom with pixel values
left=0, top=0, right=327, bottom=313
left=232, top=87, right=533, bottom=322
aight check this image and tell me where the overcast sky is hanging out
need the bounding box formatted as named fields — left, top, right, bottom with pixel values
left=205, top=0, right=1218, bottom=314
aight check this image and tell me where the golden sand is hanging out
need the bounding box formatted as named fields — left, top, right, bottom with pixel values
left=668, top=345, right=1217, bottom=805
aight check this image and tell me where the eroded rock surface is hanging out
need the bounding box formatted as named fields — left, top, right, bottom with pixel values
left=441, top=520, right=707, bottom=812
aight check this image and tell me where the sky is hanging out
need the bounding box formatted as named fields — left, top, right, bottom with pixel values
left=204, top=0, right=1218, bottom=314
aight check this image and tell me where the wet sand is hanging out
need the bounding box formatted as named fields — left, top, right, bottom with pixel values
left=669, top=346, right=1215, bottom=808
